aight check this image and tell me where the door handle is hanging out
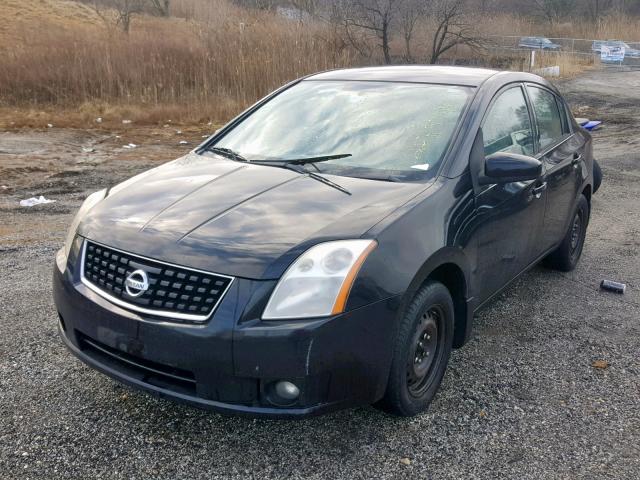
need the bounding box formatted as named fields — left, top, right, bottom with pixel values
left=571, top=153, right=582, bottom=167
left=532, top=182, right=547, bottom=198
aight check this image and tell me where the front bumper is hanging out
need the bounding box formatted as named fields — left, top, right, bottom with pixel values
left=53, top=247, right=400, bottom=418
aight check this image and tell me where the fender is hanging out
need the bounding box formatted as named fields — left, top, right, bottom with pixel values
left=396, top=246, right=473, bottom=348
left=565, top=140, right=594, bottom=231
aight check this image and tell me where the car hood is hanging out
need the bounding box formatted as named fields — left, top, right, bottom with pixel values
left=79, top=153, right=428, bottom=279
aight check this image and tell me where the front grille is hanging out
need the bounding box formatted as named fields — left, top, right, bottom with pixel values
left=81, top=240, right=233, bottom=322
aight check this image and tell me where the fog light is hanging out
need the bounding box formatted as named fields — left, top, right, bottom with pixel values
left=274, top=381, right=300, bottom=401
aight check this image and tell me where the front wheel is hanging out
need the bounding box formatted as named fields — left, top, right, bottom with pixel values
left=377, top=281, right=454, bottom=417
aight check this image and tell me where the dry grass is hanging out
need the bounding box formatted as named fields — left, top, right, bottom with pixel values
left=0, top=1, right=638, bottom=128
left=0, top=0, right=355, bottom=127
left=535, top=51, right=598, bottom=78
left=480, top=50, right=598, bottom=79
left=477, top=13, right=640, bottom=42
left=0, top=102, right=219, bottom=129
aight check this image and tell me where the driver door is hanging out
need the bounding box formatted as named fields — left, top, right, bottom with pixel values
left=473, top=85, right=547, bottom=303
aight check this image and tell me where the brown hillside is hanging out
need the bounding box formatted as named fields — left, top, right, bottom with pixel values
left=0, top=0, right=103, bottom=45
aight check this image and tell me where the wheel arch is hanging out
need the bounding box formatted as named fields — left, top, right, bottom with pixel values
left=398, top=248, right=472, bottom=349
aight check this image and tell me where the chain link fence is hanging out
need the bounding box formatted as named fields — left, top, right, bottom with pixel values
left=485, top=35, right=640, bottom=72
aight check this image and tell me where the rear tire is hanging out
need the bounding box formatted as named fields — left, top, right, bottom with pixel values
left=593, top=159, right=602, bottom=194
left=545, top=194, right=589, bottom=272
left=377, top=281, right=454, bottom=417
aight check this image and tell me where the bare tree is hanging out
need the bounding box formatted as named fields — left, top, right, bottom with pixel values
left=428, top=0, right=483, bottom=64
left=342, top=0, right=402, bottom=64
left=93, top=0, right=147, bottom=33
left=149, top=0, right=170, bottom=16
left=399, top=0, right=424, bottom=62
left=232, top=0, right=278, bottom=10
left=290, top=0, right=321, bottom=16
left=291, top=0, right=484, bottom=65
left=585, top=0, right=614, bottom=23
left=531, top=0, right=575, bottom=25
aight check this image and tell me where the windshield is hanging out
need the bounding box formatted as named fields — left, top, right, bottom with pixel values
left=210, top=80, right=472, bottom=181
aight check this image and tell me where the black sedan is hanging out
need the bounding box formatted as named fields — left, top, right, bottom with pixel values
left=54, top=66, right=593, bottom=417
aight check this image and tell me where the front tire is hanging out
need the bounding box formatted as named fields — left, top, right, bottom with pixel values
left=545, top=194, right=589, bottom=272
left=377, top=281, right=454, bottom=417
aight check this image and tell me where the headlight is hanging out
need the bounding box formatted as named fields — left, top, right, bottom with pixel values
left=262, top=239, right=377, bottom=320
left=63, top=189, right=107, bottom=258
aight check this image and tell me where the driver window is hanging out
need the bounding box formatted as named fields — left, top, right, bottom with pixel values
left=483, top=87, right=534, bottom=157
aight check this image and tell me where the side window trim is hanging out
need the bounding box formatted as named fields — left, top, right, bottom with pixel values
left=557, top=97, right=574, bottom=134
left=524, top=83, right=573, bottom=157
left=521, top=83, right=539, bottom=155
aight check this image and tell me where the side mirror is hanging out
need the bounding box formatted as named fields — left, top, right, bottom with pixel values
left=479, top=152, right=542, bottom=185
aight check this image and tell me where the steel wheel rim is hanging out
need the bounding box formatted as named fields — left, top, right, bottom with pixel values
left=570, top=213, right=582, bottom=251
left=406, top=305, right=445, bottom=397
left=569, top=210, right=585, bottom=261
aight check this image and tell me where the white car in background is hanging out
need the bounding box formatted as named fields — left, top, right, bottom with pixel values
left=592, top=40, right=640, bottom=58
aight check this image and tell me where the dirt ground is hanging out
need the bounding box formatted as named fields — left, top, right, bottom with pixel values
left=0, top=69, right=639, bottom=479
left=0, top=124, right=214, bottom=250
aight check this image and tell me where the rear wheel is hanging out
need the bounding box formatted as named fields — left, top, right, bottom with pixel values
left=545, top=194, right=589, bottom=272
left=593, top=159, right=602, bottom=194
left=377, top=281, right=454, bottom=417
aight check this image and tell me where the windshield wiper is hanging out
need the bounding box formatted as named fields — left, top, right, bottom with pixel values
left=209, top=148, right=351, bottom=166
left=253, top=153, right=352, bottom=165
left=208, top=147, right=247, bottom=162
left=251, top=160, right=351, bottom=195
left=207, top=148, right=352, bottom=195
left=307, top=170, right=351, bottom=195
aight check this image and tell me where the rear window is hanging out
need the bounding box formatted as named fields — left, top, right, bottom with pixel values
left=527, top=86, right=565, bottom=151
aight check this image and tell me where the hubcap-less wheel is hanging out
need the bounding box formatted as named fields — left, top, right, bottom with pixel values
left=570, top=213, right=582, bottom=252
left=543, top=195, right=589, bottom=272
left=406, top=306, right=444, bottom=397
left=378, top=281, right=454, bottom=416
left=569, top=208, right=586, bottom=264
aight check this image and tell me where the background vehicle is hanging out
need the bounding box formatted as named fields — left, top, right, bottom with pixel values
left=519, top=36, right=561, bottom=50
left=54, top=67, right=593, bottom=418
left=592, top=40, right=640, bottom=58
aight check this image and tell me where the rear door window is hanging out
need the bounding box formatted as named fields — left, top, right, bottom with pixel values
left=527, top=86, right=565, bottom=151
left=556, top=98, right=572, bottom=134
left=483, top=86, right=534, bottom=157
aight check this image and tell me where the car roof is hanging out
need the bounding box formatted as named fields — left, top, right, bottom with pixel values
left=306, top=66, right=500, bottom=87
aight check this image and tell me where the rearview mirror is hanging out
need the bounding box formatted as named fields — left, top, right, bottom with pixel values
left=479, top=152, right=542, bottom=185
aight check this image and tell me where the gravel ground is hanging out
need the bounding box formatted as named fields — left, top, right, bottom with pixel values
left=1, top=69, right=639, bottom=479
